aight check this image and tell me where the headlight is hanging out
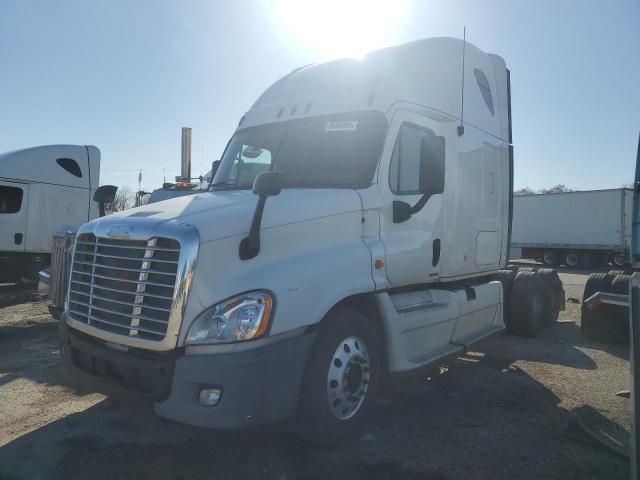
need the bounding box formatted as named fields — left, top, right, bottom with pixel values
left=186, top=291, right=273, bottom=345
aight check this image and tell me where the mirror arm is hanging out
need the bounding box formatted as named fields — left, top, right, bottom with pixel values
left=409, top=193, right=432, bottom=215
left=239, top=196, right=268, bottom=260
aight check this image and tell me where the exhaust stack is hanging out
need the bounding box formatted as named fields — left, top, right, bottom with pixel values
left=180, top=127, right=192, bottom=181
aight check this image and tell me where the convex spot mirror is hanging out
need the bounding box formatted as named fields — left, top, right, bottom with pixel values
left=253, top=171, right=283, bottom=197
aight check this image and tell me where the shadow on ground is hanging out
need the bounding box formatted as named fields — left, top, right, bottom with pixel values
left=0, top=324, right=630, bottom=480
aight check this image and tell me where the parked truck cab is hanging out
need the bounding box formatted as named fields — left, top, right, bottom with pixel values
left=60, top=38, right=518, bottom=442
left=0, top=145, right=102, bottom=281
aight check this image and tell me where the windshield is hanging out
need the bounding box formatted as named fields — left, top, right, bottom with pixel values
left=212, top=111, right=388, bottom=190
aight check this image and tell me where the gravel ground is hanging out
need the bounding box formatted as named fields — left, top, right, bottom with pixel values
left=0, top=269, right=631, bottom=480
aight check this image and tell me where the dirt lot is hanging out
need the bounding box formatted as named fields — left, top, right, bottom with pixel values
left=0, top=270, right=631, bottom=480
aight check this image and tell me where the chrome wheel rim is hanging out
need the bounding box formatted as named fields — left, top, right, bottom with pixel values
left=326, top=336, right=370, bottom=420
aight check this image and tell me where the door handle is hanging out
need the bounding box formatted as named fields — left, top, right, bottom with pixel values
left=432, top=238, right=441, bottom=267
left=14, top=233, right=23, bottom=245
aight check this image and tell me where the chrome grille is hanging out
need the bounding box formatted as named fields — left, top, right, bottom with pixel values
left=67, top=233, right=181, bottom=341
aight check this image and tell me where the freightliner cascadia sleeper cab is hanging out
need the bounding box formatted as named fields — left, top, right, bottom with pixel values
left=59, top=38, right=559, bottom=443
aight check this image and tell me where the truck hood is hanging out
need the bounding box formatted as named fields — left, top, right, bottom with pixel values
left=107, top=188, right=363, bottom=243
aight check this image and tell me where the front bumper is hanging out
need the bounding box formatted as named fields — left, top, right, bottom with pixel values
left=60, top=315, right=316, bottom=428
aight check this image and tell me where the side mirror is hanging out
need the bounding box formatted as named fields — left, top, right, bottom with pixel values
left=239, top=171, right=284, bottom=260
left=93, top=185, right=118, bottom=217
left=419, top=135, right=445, bottom=196
left=252, top=171, right=283, bottom=197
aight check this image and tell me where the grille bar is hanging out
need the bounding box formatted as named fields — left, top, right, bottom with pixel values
left=72, top=269, right=175, bottom=289
left=68, top=300, right=170, bottom=325
left=67, top=233, right=180, bottom=341
left=71, top=291, right=171, bottom=312
left=70, top=279, right=175, bottom=301
left=72, top=260, right=177, bottom=276
left=76, top=240, right=180, bottom=252
left=68, top=310, right=166, bottom=337
left=77, top=252, right=179, bottom=264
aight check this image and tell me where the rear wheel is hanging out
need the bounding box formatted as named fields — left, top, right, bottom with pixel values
left=299, top=308, right=381, bottom=446
left=581, top=273, right=614, bottom=340
left=613, top=254, right=627, bottom=268
left=509, top=270, right=545, bottom=337
left=565, top=252, right=582, bottom=268
left=495, top=269, right=518, bottom=331
left=536, top=268, right=563, bottom=325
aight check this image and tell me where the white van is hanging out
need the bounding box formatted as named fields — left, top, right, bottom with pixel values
left=59, top=38, right=559, bottom=443
left=0, top=145, right=101, bottom=281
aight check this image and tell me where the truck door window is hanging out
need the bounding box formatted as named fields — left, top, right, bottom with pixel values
left=389, top=124, right=434, bottom=195
left=0, top=185, right=23, bottom=213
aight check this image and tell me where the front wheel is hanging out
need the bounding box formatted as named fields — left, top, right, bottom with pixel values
left=299, top=308, right=381, bottom=446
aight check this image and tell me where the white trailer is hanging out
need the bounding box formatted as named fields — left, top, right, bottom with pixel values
left=511, top=189, right=632, bottom=268
left=0, top=145, right=102, bottom=281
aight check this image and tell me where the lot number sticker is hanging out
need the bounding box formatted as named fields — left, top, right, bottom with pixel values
left=325, top=120, right=358, bottom=132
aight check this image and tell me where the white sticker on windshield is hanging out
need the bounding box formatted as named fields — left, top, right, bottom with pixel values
left=325, top=120, right=358, bottom=132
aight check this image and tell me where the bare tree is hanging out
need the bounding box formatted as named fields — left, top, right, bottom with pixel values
left=540, top=184, right=573, bottom=194
left=112, top=186, right=135, bottom=212
left=514, top=187, right=534, bottom=196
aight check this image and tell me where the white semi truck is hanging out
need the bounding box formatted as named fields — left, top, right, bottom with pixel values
left=512, top=189, right=633, bottom=268
left=0, top=145, right=115, bottom=282
left=59, top=38, right=561, bottom=443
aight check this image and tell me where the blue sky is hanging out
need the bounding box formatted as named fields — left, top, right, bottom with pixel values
left=1, top=0, right=638, bottom=192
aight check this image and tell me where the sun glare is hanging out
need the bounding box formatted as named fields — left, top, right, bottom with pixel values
left=274, top=0, right=409, bottom=60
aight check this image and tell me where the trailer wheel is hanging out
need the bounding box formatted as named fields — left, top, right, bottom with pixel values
left=536, top=268, right=563, bottom=325
left=509, top=270, right=545, bottom=337
left=542, top=251, right=559, bottom=267
left=495, top=269, right=518, bottom=331
left=581, top=273, right=614, bottom=340
left=299, top=307, right=381, bottom=445
left=613, top=254, right=627, bottom=267
left=564, top=252, right=582, bottom=268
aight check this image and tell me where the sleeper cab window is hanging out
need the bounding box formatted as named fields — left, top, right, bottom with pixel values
left=56, top=157, right=83, bottom=177
left=0, top=185, right=24, bottom=214
left=389, top=124, right=434, bottom=195
left=474, top=68, right=495, bottom=116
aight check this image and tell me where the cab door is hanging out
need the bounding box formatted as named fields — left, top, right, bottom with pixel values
left=0, top=180, right=29, bottom=252
left=378, top=110, right=446, bottom=287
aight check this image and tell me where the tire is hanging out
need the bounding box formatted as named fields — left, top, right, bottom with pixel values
left=602, top=274, right=631, bottom=343
left=606, top=270, right=626, bottom=283
left=613, top=254, right=627, bottom=267
left=537, top=268, right=564, bottom=325
left=565, top=252, right=582, bottom=269
left=495, top=269, right=518, bottom=331
left=299, top=307, right=381, bottom=446
left=509, top=270, right=546, bottom=337
left=581, top=273, right=614, bottom=341
left=542, top=251, right=559, bottom=267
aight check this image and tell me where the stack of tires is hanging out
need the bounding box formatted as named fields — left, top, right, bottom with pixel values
left=495, top=267, right=565, bottom=337
left=581, top=271, right=630, bottom=343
